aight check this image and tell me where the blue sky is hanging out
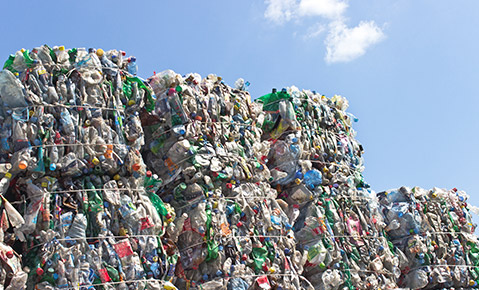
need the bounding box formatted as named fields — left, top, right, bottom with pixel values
left=1, top=1, right=479, bottom=211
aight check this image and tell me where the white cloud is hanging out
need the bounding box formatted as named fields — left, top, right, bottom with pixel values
left=263, top=0, right=385, bottom=63
left=264, top=0, right=297, bottom=24
left=304, top=23, right=326, bottom=40
left=298, top=0, right=348, bottom=19
left=325, top=20, right=384, bottom=63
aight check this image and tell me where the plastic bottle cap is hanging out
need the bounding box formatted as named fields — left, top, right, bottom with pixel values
left=6, top=251, right=13, bottom=259
left=59, top=46, right=65, bottom=51
left=146, top=171, right=152, bottom=177
left=114, top=174, right=121, bottom=181
left=49, top=163, right=57, bottom=171
left=18, top=161, right=28, bottom=170
left=36, top=268, right=44, bottom=276
left=92, top=157, right=100, bottom=165
left=128, top=100, right=136, bottom=106
left=132, top=163, right=141, bottom=171
left=96, top=48, right=104, bottom=57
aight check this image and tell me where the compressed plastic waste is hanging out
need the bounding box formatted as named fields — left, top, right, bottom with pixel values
left=0, top=46, right=173, bottom=290
left=1, top=46, right=479, bottom=290
left=379, top=186, right=479, bottom=289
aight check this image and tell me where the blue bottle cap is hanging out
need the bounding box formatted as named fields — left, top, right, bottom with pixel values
left=50, top=163, right=57, bottom=171
left=203, top=274, right=208, bottom=281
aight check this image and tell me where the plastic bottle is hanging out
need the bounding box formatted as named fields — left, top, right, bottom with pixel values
left=127, top=57, right=138, bottom=75
left=67, top=213, right=87, bottom=239
left=3, top=54, right=16, bottom=71
left=12, top=49, right=27, bottom=72
left=167, top=88, right=188, bottom=126
left=97, top=48, right=118, bottom=76
left=20, top=181, right=46, bottom=234
left=60, top=108, right=75, bottom=136
left=54, top=46, right=70, bottom=67
left=0, top=163, right=12, bottom=173
left=289, top=204, right=300, bottom=225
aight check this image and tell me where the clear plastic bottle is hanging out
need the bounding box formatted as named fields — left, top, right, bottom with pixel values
left=127, top=57, right=138, bottom=75
left=54, top=46, right=70, bottom=68
left=20, top=181, right=47, bottom=235
left=59, top=109, right=75, bottom=136
left=67, top=213, right=87, bottom=239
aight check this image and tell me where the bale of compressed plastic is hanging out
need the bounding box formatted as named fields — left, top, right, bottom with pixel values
left=256, top=87, right=400, bottom=289
left=140, top=71, right=308, bottom=289
left=379, top=186, right=479, bottom=289
left=0, top=46, right=173, bottom=290
left=2, top=44, right=479, bottom=290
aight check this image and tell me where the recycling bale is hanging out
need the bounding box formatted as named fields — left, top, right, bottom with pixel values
left=256, top=87, right=400, bottom=289
left=141, top=71, right=309, bottom=289
left=3, top=44, right=479, bottom=290
left=0, top=46, right=173, bottom=290
left=379, top=187, right=479, bottom=289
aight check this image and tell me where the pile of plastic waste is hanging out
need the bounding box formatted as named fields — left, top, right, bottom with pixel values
left=0, top=46, right=479, bottom=290
left=139, top=70, right=397, bottom=289
left=379, top=186, right=479, bottom=289
left=141, top=71, right=310, bottom=289
left=0, top=46, right=173, bottom=290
